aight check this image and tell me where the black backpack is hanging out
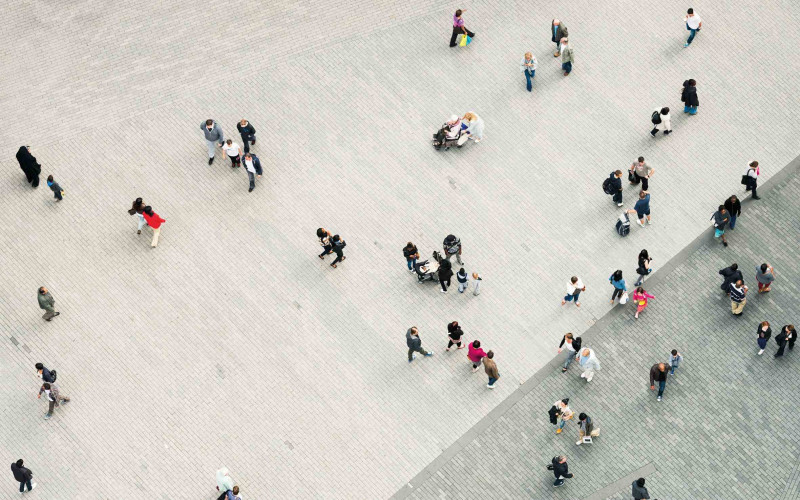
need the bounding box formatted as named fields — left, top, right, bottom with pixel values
left=651, top=111, right=662, bottom=124
left=602, top=176, right=613, bottom=195
left=51, top=369, right=57, bottom=382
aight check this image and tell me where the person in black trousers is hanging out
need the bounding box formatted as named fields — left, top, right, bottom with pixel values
left=237, top=119, right=256, bottom=153
left=635, top=249, right=653, bottom=287
left=718, top=263, right=742, bottom=295
left=775, top=325, right=797, bottom=358
left=547, top=455, right=574, bottom=487
left=446, top=321, right=464, bottom=350
left=608, top=170, right=623, bottom=206
left=10, top=459, right=35, bottom=493
left=449, top=9, right=475, bottom=47
left=330, top=235, right=346, bottom=268
left=438, top=256, right=453, bottom=293
left=16, top=146, right=41, bottom=187
left=743, top=161, right=760, bottom=200
left=724, top=195, right=742, bottom=230
left=317, top=228, right=333, bottom=259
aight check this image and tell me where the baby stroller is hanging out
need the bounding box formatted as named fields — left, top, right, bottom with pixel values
left=415, top=251, right=442, bottom=283
left=432, top=123, right=463, bottom=151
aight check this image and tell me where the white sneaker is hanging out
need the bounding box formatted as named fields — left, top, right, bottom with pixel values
left=441, top=289, right=447, bottom=293
left=646, top=219, right=652, bottom=225
left=637, top=220, right=645, bottom=227
left=580, top=373, right=586, bottom=378
left=758, top=349, right=764, bottom=355
left=575, top=440, right=582, bottom=446
left=586, top=376, right=593, bottom=382
left=487, top=384, right=495, bottom=389
left=472, top=367, right=479, bottom=373
left=617, top=203, right=623, bottom=207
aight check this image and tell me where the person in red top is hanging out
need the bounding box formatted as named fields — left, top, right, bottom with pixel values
left=467, top=340, right=487, bottom=372
left=142, top=206, right=166, bottom=248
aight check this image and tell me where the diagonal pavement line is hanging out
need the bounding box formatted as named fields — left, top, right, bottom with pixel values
left=390, top=152, right=800, bottom=500
left=583, top=462, right=656, bottom=500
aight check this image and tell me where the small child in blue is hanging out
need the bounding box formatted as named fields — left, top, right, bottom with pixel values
left=669, top=349, right=682, bottom=375
left=456, top=268, right=469, bottom=293
left=46, top=175, right=63, bottom=202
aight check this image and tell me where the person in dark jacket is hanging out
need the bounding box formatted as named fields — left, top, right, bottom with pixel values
left=446, top=321, right=464, bottom=350
left=775, top=325, right=797, bottom=358
left=38, top=287, right=59, bottom=321
left=551, top=19, right=568, bottom=57
left=547, top=455, right=573, bottom=487
left=756, top=321, right=771, bottom=355
left=236, top=119, right=256, bottom=153
left=46, top=175, right=63, bottom=201
left=718, top=263, right=742, bottom=294
left=723, top=195, right=741, bottom=230
left=681, top=79, right=699, bottom=115
left=35, top=363, right=56, bottom=383
left=129, top=197, right=147, bottom=234
left=711, top=205, right=730, bottom=247
left=649, top=362, right=669, bottom=401
left=635, top=249, right=653, bottom=287
left=11, top=459, right=35, bottom=493
left=330, top=235, right=347, bottom=268
left=403, top=242, right=419, bottom=272
left=438, top=256, right=453, bottom=293
left=406, top=327, right=433, bottom=362
left=608, top=170, right=623, bottom=206
left=575, top=413, right=598, bottom=445
left=242, top=153, right=263, bottom=192
left=632, top=477, right=650, bottom=499
left=558, top=333, right=581, bottom=372
left=317, top=228, right=333, bottom=259
left=16, top=146, right=41, bottom=187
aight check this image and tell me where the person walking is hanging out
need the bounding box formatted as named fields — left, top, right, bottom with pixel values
left=38, top=382, right=70, bottom=419
left=330, top=235, right=347, bottom=268
left=555, top=399, right=574, bottom=434
left=216, top=467, right=234, bottom=500
left=575, top=413, right=599, bottom=445
left=711, top=205, right=730, bottom=247
left=128, top=197, right=147, bottom=234
left=236, top=119, right=256, bottom=153
left=632, top=477, right=650, bottom=499
left=461, top=112, right=485, bottom=143
left=757, top=321, right=772, bottom=356
left=650, top=107, right=672, bottom=137
left=442, top=234, right=463, bottom=264
left=774, top=325, right=797, bottom=358
left=10, top=459, right=35, bottom=493
left=484, top=351, right=499, bottom=388
left=743, top=161, right=760, bottom=200
left=242, top=153, right=263, bottom=192
left=561, top=276, right=585, bottom=307
left=317, top=228, right=333, bottom=259
left=649, top=362, right=669, bottom=401
left=438, top=257, right=453, bottom=293
left=548, top=399, right=570, bottom=430
left=578, top=348, right=600, bottom=382
left=520, top=52, right=538, bottom=91
left=471, top=272, right=482, bottom=296
left=718, top=263, right=742, bottom=295
left=35, top=363, right=56, bottom=383
left=558, top=333, right=582, bottom=373
left=46, top=175, right=64, bottom=202
left=634, top=249, right=653, bottom=286
left=681, top=79, right=699, bottom=115
left=142, top=206, right=166, bottom=248
left=403, top=242, right=419, bottom=272
left=548, top=455, right=574, bottom=487
left=605, top=170, right=623, bottom=206
left=37, top=287, right=59, bottom=321
left=633, top=286, right=654, bottom=319
left=222, top=139, right=242, bottom=168
left=449, top=9, right=475, bottom=47
left=627, top=190, right=652, bottom=228
left=456, top=268, right=469, bottom=293
left=468, top=340, right=487, bottom=372
left=609, top=270, right=627, bottom=305
left=755, top=263, right=775, bottom=293
left=406, top=327, right=433, bottom=362
left=628, top=157, right=655, bottom=191
left=201, top=119, right=225, bottom=165
left=560, top=38, right=574, bottom=76
left=724, top=195, right=742, bottom=230
left=551, top=19, right=569, bottom=57
left=730, top=280, right=748, bottom=316
left=16, top=146, right=41, bottom=187
left=446, top=321, right=465, bottom=350
left=683, top=8, right=702, bottom=48
left=669, top=349, right=683, bottom=375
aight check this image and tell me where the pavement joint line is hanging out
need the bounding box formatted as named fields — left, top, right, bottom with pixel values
left=583, top=462, right=657, bottom=500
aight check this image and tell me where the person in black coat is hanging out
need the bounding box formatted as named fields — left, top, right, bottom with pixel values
left=607, top=170, right=623, bottom=206
left=11, top=459, right=35, bottom=493
left=718, top=263, right=742, bottom=295
left=438, top=256, right=453, bottom=293
left=446, top=321, right=464, bottom=350
left=16, top=146, right=41, bottom=187
left=681, top=79, right=699, bottom=115
left=547, top=455, right=573, bottom=487
left=237, top=119, right=256, bottom=153
left=775, top=325, right=797, bottom=358
left=35, top=363, right=56, bottom=383
left=724, top=195, right=742, bottom=230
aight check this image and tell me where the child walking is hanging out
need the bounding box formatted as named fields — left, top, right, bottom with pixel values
left=457, top=268, right=469, bottom=293
left=633, top=287, right=654, bottom=319
left=46, top=175, right=63, bottom=202
left=669, top=349, right=682, bottom=375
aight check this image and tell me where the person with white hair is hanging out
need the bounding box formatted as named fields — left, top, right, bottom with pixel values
left=578, top=348, right=600, bottom=382
left=445, top=115, right=462, bottom=140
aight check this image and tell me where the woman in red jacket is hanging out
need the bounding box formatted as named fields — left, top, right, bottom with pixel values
left=468, top=340, right=487, bottom=372
left=142, top=206, right=166, bottom=248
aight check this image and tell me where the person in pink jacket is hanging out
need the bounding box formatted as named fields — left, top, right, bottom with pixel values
left=468, top=340, right=487, bottom=372
left=633, top=286, right=654, bottom=319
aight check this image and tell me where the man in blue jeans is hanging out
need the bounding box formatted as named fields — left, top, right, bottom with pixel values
left=649, top=362, right=669, bottom=402
left=11, top=459, right=36, bottom=493
left=684, top=8, right=702, bottom=47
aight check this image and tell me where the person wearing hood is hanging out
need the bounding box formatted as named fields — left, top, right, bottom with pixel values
left=681, top=79, right=699, bottom=115
left=16, top=146, right=41, bottom=187
left=438, top=257, right=453, bottom=293
left=632, top=477, right=650, bottom=499
left=11, top=459, right=35, bottom=493
left=406, top=327, right=433, bottom=362
left=718, top=263, right=742, bottom=295
left=215, top=467, right=234, bottom=500
left=578, top=348, right=600, bottom=382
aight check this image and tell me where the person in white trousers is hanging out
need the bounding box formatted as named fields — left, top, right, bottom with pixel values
left=650, top=107, right=672, bottom=137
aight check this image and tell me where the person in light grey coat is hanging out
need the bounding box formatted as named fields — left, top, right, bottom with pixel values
left=201, top=119, right=225, bottom=165
left=37, top=287, right=59, bottom=321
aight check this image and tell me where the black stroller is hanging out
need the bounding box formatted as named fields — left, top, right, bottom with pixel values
left=415, top=251, right=443, bottom=283
left=432, top=123, right=463, bottom=151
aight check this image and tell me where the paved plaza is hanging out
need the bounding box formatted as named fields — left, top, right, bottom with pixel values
left=1, top=0, right=799, bottom=498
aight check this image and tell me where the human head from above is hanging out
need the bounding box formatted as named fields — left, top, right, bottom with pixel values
left=205, top=119, right=213, bottom=128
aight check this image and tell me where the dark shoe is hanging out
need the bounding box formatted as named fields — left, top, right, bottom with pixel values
left=330, top=264, right=337, bottom=268
left=752, top=196, right=761, bottom=200
left=546, top=465, right=555, bottom=471
left=650, top=130, right=657, bottom=137
left=248, top=187, right=254, bottom=192
left=208, top=157, right=214, bottom=165
left=137, top=230, right=141, bottom=235
left=561, top=367, right=568, bottom=373
left=723, top=241, right=728, bottom=247
left=251, top=140, right=256, bottom=145
left=54, top=312, right=60, bottom=317
left=663, top=130, right=672, bottom=135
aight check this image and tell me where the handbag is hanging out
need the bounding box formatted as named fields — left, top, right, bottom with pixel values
left=740, top=175, right=750, bottom=185
left=619, top=292, right=629, bottom=304
left=459, top=34, right=468, bottom=47
left=628, top=171, right=635, bottom=183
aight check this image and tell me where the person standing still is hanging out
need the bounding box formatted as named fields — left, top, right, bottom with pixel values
left=406, top=327, right=433, bottom=362
left=755, top=263, right=775, bottom=293
left=561, top=276, right=585, bottom=307
left=403, top=242, right=419, bottom=272
left=681, top=79, right=699, bottom=115
left=10, top=459, right=35, bottom=493
left=330, top=235, right=347, bottom=268
left=628, top=157, right=654, bottom=191
left=237, top=119, right=256, bottom=153
left=649, top=362, right=669, bottom=401
left=551, top=19, right=568, bottom=57
left=650, top=107, right=672, bottom=137
left=627, top=190, right=652, bottom=228
left=548, top=455, right=574, bottom=487
left=38, top=382, right=70, bottom=419
left=484, top=351, right=499, bottom=388
left=456, top=268, right=469, bottom=293
left=555, top=400, right=574, bottom=434
left=724, top=195, right=741, bottom=230
left=201, top=119, right=225, bottom=165
left=711, top=205, right=730, bottom=247
left=743, top=161, right=760, bottom=200
left=46, top=175, right=64, bottom=202
left=683, top=8, right=702, bottom=48
left=774, top=325, right=797, bottom=358
left=730, top=280, right=748, bottom=316
left=128, top=197, right=147, bottom=234
left=575, top=413, right=599, bottom=445
left=718, top=263, right=742, bottom=295
left=607, top=170, right=623, bottom=206
left=756, top=321, right=771, bottom=355
left=16, top=146, right=42, bottom=187
left=520, top=52, right=538, bottom=92
left=560, top=38, right=574, bottom=76
left=142, top=206, right=166, bottom=248
left=609, top=270, right=627, bottom=304
left=471, top=272, right=482, bottom=296
left=449, top=9, right=475, bottom=47
left=558, top=332, right=581, bottom=373
left=37, top=287, right=59, bottom=321
left=632, top=477, right=650, bottom=499
left=443, top=234, right=463, bottom=264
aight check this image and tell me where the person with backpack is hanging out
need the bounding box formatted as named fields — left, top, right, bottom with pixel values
left=558, top=332, right=581, bottom=372
left=743, top=161, right=760, bottom=200
left=603, top=170, right=623, bottom=206
left=681, top=79, right=699, bottom=115
left=330, top=235, right=347, bottom=268
left=402, top=242, right=419, bottom=272
left=442, top=234, right=463, bottom=264
left=627, top=190, right=652, bottom=228
left=650, top=107, right=671, bottom=137
left=628, top=157, right=654, bottom=191
left=634, top=249, right=653, bottom=287
left=724, top=195, right=742, bottom=230
left=711, top=205, right=730, bottom=247
left=609, top=270, right=627, bottom=305
left=35, top=363, right=56, bottom=383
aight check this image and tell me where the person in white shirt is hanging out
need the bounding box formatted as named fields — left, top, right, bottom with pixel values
left=744, top=160, right=760, bottom=200
left=684, top=8, right=702, bottom=47
left=520, top=52, right=538, bottom=92
left=222, top=139, right=241, bottom=168
left=650, top=107, right=672, bottom=137
left=242, top=153, right=263, bottom=192
left=561, top=276, right=586, bottom=307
